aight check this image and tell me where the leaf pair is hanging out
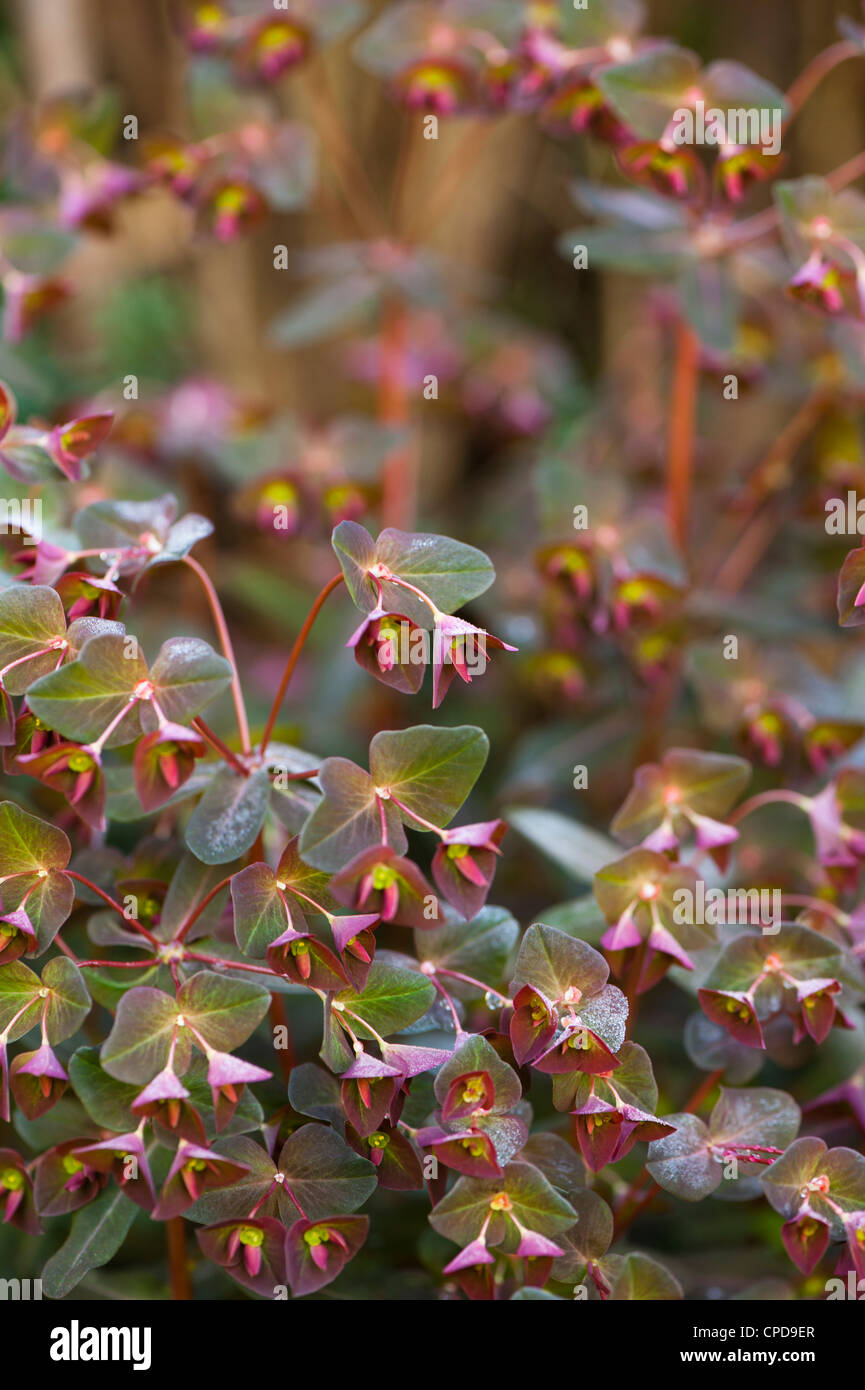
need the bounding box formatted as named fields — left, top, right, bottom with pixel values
left=300, top=724, right=489, bottom=870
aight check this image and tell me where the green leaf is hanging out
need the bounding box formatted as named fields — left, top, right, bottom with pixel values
left=0, top=212, right=77, bottom=274
left=551, top=1189, right=614, bottom=1281
left=557, top=223, right=690, bottom=277
left=370, top=725, right=488, bottom=828
left=230, top=862, right=288, bottom=957
left=26, top=632, right=148, bottom=747
left=0, top=585, right=67, bottom=694
left=332, top=521, right=495, bottom=623
left=271, top=276, right=378, bottom=348
left=604, top=1041, right=659, bottom=1114
left=42, top=957, right=90, bottom=1043
left=184, top=1136, right=279, bottom=1224
left=775, top=176, right=865, bottom=259
left=185, top=766, right=271, bottom=865
left=678, top=259, right=739, bottom=356
left=762, top=1137, right=865, bottom=1237
left=609, top=1251, right=683, bottom=1301
left=412, top=904, right=519, bottom=998
left=278, top=1122, right=377, bottom=1220
left=157, top=852, right=238, bottom=942
left=710, top=1086, right=801, bottom=1151
left=430, top=1161, right=576, bottom=1249
left=374, top=528, right=495, bottom=617
left=647, top=1086, right=801, bottom=1202
left=507, top=806, right=620, bottom=883
left=74, top=494, right=178, bottom=554
left=147, top=515, right=214, bottom=569
left=299, top=757, right=407, bottom=872
left=0, top=959, right=42, bottom=1038
left=0, top=800, right=71, bottom=873
left=598, top=44, right=701, bottom=140
left=144, top=637, right=232, bottom=725
left=288, top=1062, right=344, bottom=1125
left=704, top=925, right=860, bottom=994
left=512, top=922, right=610, bottom=1001
left=557, top=0, right=645, bottom=45
left=41, top=1186, right=137, bottom=1298
left=611, top=748, right=751, bottom=845
left=646, top=1112, right=717, bottom=1201
left=68, top=1047, right=139, bottom=1131
left=100, top=986, right=186, bottom=1083
left=335, top=959, right=436, bottom=1039
left=177, top=970, right=270, bottom=1051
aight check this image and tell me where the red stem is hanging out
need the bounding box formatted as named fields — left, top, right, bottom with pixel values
left=681, top=1067, right=724, bottom=1115
left=184, top=951, right=280, bottom=977
left=66, top=872, right=159, bottom=947
left=173, top=875, right=235, bottom=944
left=183, top=555, right=251, bottom=755
left=260, top=573, right=345, bottom=754
left=191, top=717, right=249, bottom=776
left=167, top=1217, right=192, bottom=1301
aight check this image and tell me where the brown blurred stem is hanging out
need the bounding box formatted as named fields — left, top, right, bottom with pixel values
left=784, top=40, right=860, bottom=123
left=404, top=120, right=495, bottom=243
left=260, top=573, right=345, bottom=755
left=167, top=1218, right=192, bottom=1301
left=712, top=392, right=828, bottom=595
left=301, top=64, right=386, bottom=238
left=667, top=319, right=699, bottom=556
left=270, top=994, right=295, bottom=1080
left=379, top=298, right=416, bottom=529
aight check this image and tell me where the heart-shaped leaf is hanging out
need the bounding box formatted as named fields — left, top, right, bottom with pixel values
left=177, top=970, right=270, bottom=1051
left=0, top=585, right=67, bottom=694
left=370, top=725, right=488, bottom=828
left=335, top=959, right=435, bottom=1039
left=277, top=1122, right=377, bottom=1220
left=230, top=862, right=289, bottom=957
left=42, top=957, right=90, bottom=1043
left=512, top=923, right=609, bottom=1002
left=299, top=757, right=406, bottom=871
left=143, top=637, right=232, bottom=725
left=430, top=1160, right=577, bottom=1249
left=412, top=904, right=518, bottom=999
left=100, top=987, right=187, bottom=1083
left=26, top=632, right=148, bottom=747
left=332, top=521, right=495, bottom=623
